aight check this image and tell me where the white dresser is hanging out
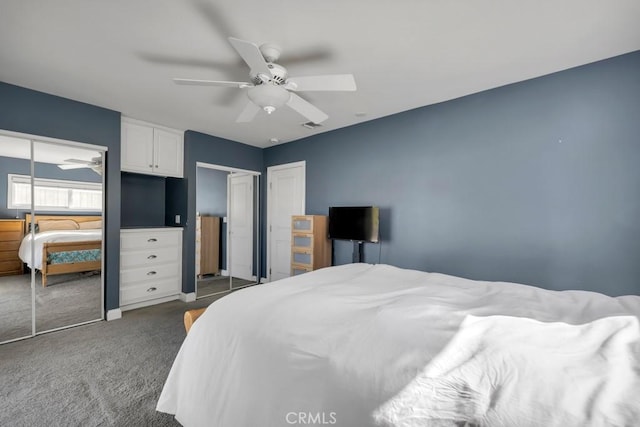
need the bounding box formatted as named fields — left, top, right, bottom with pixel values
left=120, top=227, right=183, bottom=311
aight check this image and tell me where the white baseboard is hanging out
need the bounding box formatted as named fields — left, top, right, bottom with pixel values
left=260, top=276, right=269, bottom=283
left=220, top=269, right=229, bottom=276
left=121, top=295, right=180, bottom=312
left=180, top=292, right=196, bottom=302
left=106, top=308, right=122, bottom=321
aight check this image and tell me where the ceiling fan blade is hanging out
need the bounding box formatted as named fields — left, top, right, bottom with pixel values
left=228, top=37, right=271, bottom=78
left=286, top=93, right=329, bottom=124
left=284, top=74, right=356, bottom=92
left=236, top=101, right=261, bottom=123
left=58, top=164, right=89, bottom=170
left=173, top=78, right=251, bottom=88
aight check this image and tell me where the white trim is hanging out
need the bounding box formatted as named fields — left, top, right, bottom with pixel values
left=260, top=276, right=269, bottom=283
left=120, top=295, right=181, bottom=312
left=106, top=309, right=122, bottom=321
left=220, top=269, right=229, bottom=276
left=180, top=292, right=196, bottom=302
left=122, top=116, right=184, bottom=135
left=266, top=161, right=306, bottom=282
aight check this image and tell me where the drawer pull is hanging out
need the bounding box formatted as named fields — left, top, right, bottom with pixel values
left=147, top=287, right=157, bottom=292
left=147, top=238, right=158, bottom=242
left=147, top=254, right=157, bottom=259
left=147, top=271, right=157, bottom=276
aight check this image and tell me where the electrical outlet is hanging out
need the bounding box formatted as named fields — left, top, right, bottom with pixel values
left=175, top=214, right=180, bottom=224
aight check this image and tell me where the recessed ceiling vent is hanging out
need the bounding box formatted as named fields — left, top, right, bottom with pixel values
left=302, top=121, right=322, bottom=129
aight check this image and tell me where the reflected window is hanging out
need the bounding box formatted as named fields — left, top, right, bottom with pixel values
left=7, top=174, right=102, bottom=211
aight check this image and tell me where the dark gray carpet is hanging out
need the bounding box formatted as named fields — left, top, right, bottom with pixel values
left=0, top=272, right=101, bottom=343
left=196, top=275, right=256, bottom=298
left=0, top=294, right=225, bottom=427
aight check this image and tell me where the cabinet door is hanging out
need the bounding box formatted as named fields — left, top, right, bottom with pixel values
left=153, top=128, right=183, bottom=177
left=122, top=121, right=154, bottom=173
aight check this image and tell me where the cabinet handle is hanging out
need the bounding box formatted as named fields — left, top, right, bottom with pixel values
left=147, top=254, right=157, bottom=259
left=147, top=287, right=157, bottom=292
left=147, top=271, right=157, bottom=276
left=147, top=238, right=157, bottom=242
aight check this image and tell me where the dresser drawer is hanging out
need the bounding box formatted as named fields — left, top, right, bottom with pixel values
left=292, top=234, right=313, bottom=249
left=0, top=221, right=23, bottom=232
left=121, top=229, right=181, bottom=250
left=292, top=250, right=312, bottom=266
left=0, top=241, right=21, bottom=251
left=0, top=259, right=23, bottom=274
left=120, top=278, right=179, bottom=305
left=0, top=251, right=20, bottom=261
left=0, top=230, right=23, bottom=242
left=120, top=246, right=181, bottom=269
left=120, top=262, right=180, bottom=285
left=292, top=217, right=313, bottom=232
left=291, top=264, right=312, bottom=276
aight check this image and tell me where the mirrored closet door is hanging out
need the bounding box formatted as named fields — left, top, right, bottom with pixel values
left=0, top=132, right=105, bottom=344
left=195, top=163, right=260, bottom=299
left=33, top=141, right=104, bottom=333
left=0, top=135, right=33, bottom=343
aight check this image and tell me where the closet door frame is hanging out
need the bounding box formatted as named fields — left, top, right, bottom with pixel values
left=0, top=129, right=107, bottom=344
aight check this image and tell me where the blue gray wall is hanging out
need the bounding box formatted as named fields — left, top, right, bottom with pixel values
left=120, top=172, right=166, bottom=227
left=0, top=82, right=121, bottom=310
left=179, top=131, right=263, bottom=293
left=264, top=51, right=640, bottom=296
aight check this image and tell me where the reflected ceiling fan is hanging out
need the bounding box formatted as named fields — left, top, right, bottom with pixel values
left=57, top=157, right=103, bottom=175
left=174, top=37, right=356, bottom=124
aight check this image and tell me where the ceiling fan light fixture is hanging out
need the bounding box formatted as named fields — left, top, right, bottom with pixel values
left=247, top=84, right=291, bottom=114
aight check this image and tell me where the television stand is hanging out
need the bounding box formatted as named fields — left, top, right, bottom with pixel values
left=352, top=241, right=364, bottom=263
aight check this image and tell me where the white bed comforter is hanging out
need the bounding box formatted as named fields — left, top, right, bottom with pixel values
left=18, top=229, right=102, bottom=270
left=156, top=263, right=640, bottom=427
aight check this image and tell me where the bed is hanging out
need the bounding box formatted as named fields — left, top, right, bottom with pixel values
left=18, top=214, right=102, bottom=287
left=157, top=263, right=640, bottom=427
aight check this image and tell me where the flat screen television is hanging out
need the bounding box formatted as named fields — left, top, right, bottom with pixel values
left=328, top=206, right=379, bottom=243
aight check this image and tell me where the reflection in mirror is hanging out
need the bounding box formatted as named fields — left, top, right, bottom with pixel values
left=0, top=135, right=33, bottom=343
left=195, top=165, right=260, bottom=299
left=32, top=141, right=103, bottom=333
left=228, top=173, right=259, bottom=290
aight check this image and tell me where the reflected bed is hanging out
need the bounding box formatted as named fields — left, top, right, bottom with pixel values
left=18, top=214, right=102, bottom=286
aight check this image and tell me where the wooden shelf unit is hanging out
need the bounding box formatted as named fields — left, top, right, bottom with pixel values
left=291, top=215, right=331, bottom=276
left=196, top=215, right=220, bottom=278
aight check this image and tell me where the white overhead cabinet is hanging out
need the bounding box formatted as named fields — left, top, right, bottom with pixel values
left=121, top=118, right=184, bottom=178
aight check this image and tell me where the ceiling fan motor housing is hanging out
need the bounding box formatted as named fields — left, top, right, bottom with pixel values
left=251, top=62, right=288, bottom=85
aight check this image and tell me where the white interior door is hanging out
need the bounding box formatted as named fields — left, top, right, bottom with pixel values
left=228, top=173, right=254, bottom=281
left=267, top=161, right=305, bottom=282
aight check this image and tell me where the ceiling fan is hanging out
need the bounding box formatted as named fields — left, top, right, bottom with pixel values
left=57, top=157, right=103, bottom=175
left=173, top=37, right=356, bottom=124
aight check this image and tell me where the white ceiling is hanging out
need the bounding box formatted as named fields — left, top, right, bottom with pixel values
left=1, top=0, right=638, bottom=148
left=0, top=134, right=101, bottom=165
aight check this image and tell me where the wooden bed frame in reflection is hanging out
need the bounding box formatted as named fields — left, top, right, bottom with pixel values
left=24, top=214, right=102, bottom=287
